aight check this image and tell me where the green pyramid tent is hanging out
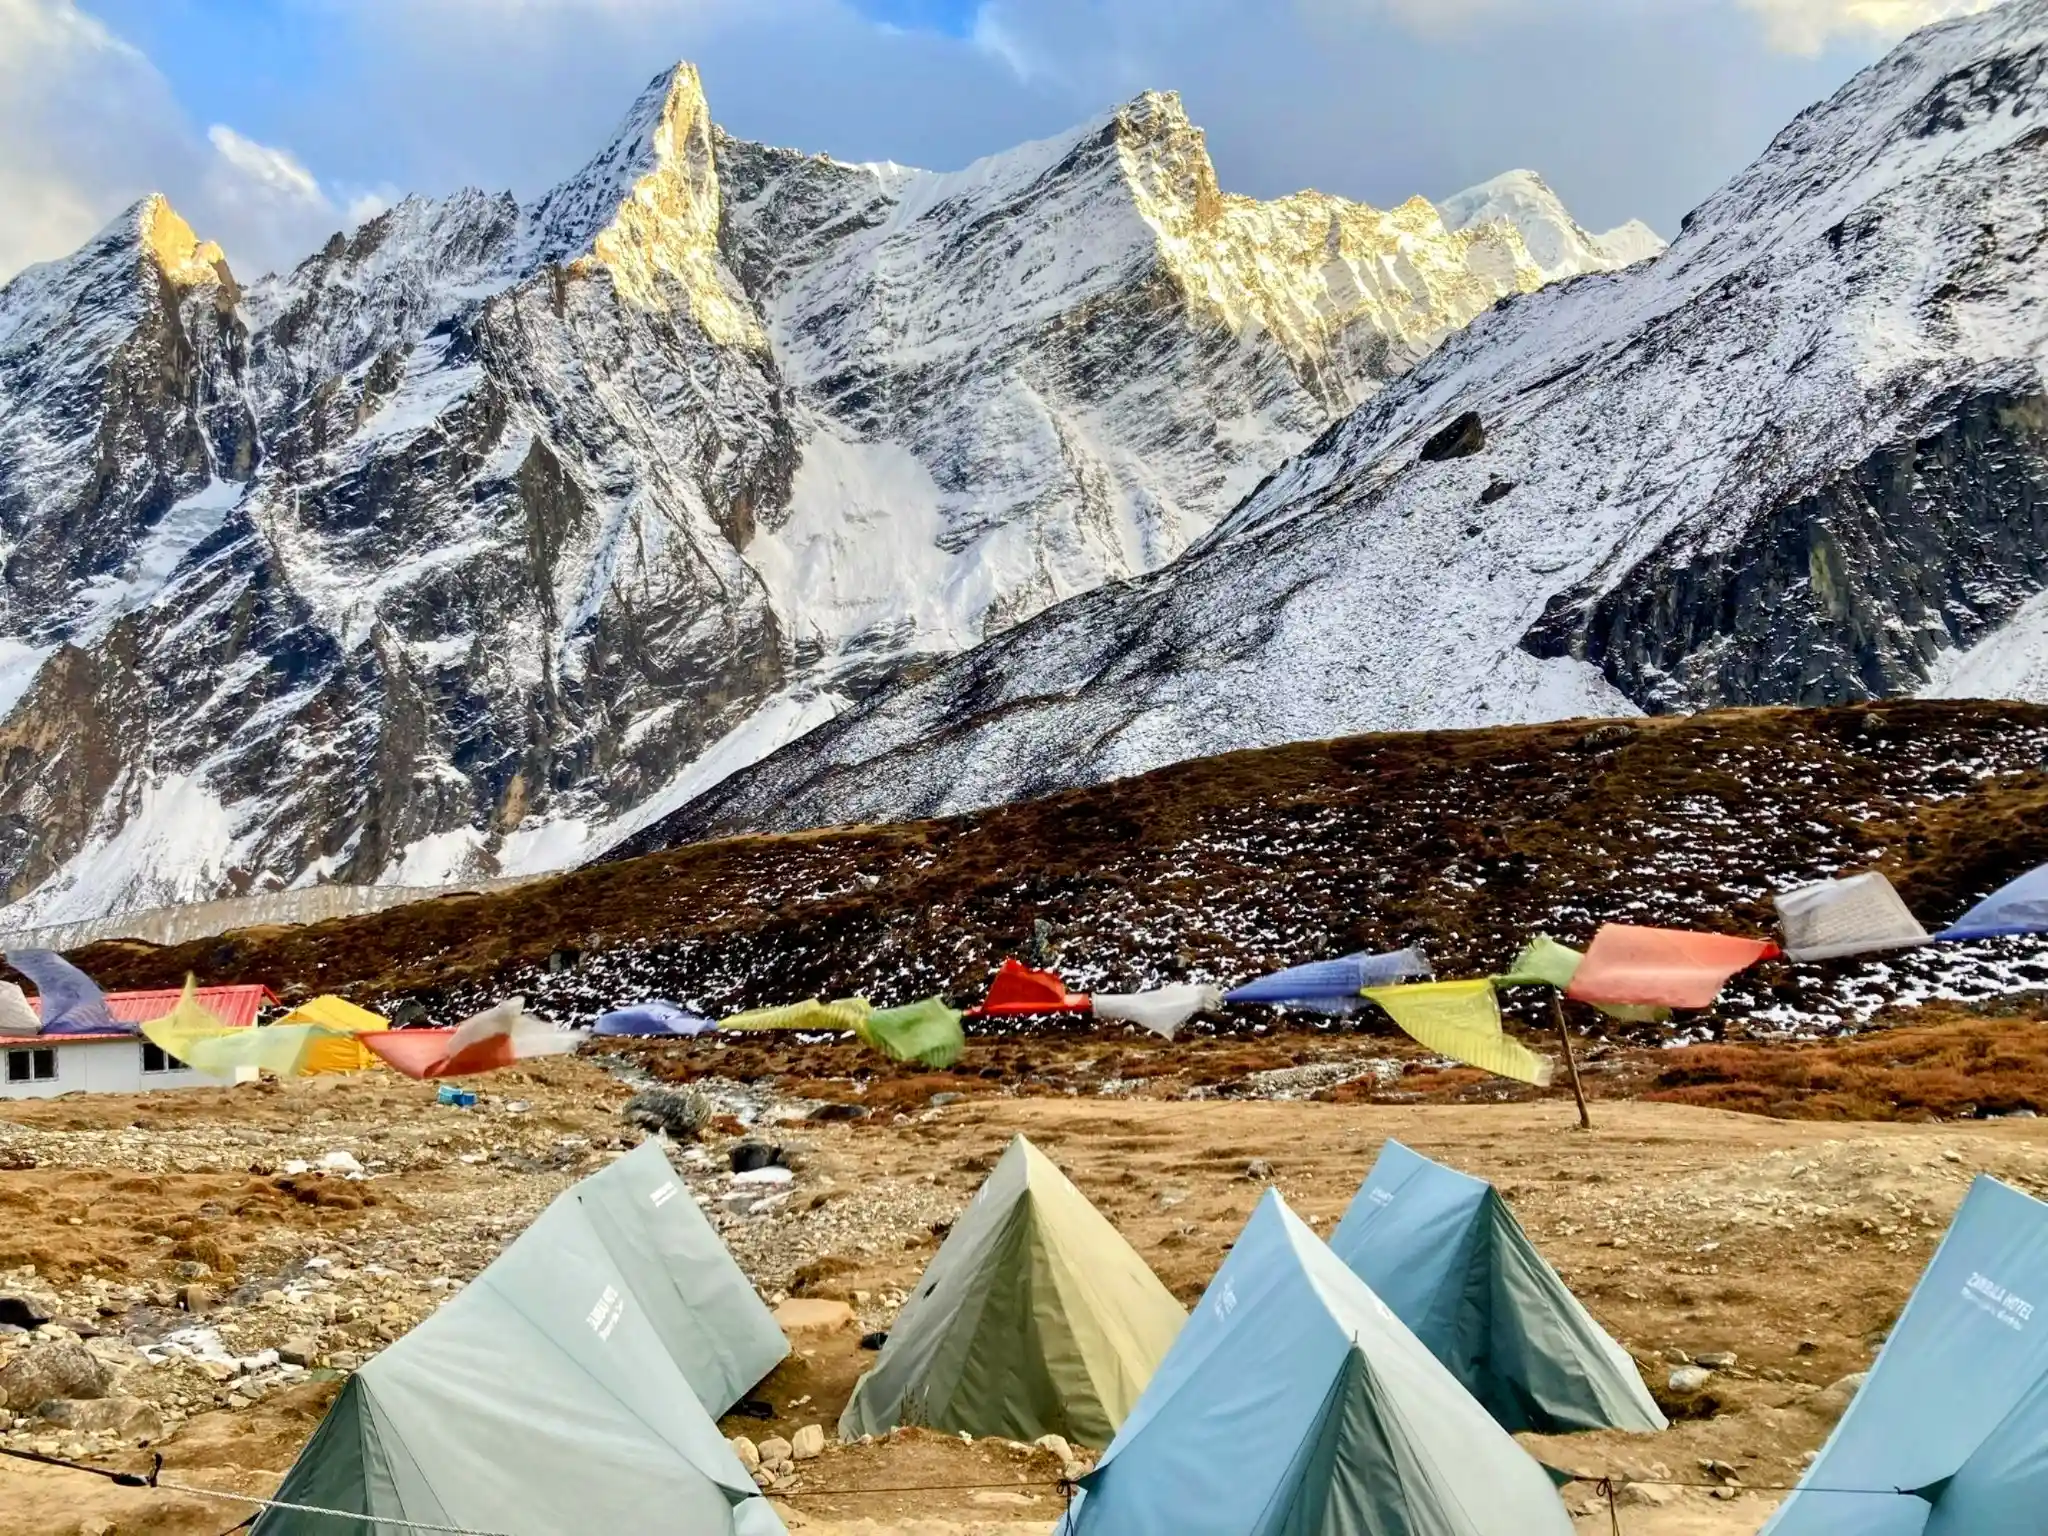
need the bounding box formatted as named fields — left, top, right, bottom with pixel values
left=1059, top=1190, right=1572, bottom=1534
left=253, top=1142, right=787, bottom=1534
left=839, top=1134, right=1185, bottom=1448
left=1328, top=1140, right=1664, bottom=1435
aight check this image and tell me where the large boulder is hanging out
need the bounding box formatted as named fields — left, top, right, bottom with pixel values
left=35, top=1396, right=162, bottom=1440
left=0, top=1341, right=110, bottom=1411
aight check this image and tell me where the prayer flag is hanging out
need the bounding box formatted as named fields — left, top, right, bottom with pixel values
left=1775, top=871, right=1931, bottom=962
left=1225, top=948, right=1432, bottom=1015
left=1566, top=925, right=1777, bottom=1009
left=1936, top=861, right=2048, bottom=942
left=6, top=949, right=123, bottom=1035
left=1364, top=980, right=1554, bottom=1087
left=1494, top=935, right=1671, bottom=1024
left=720, top=997, right=870, bottom=1032
left=857, top=998, right=965, bottom=1067
left=1092, top=984, right=1223, bottom=1041
left=363, top=998, right=582, bottom=1079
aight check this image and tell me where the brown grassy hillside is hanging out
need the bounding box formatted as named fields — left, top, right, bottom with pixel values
left=64, top=700, right=2048, bottom=1037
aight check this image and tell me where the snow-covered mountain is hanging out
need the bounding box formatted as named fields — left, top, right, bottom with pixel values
left=0, top=64, right=1633, bottom=925
left=626, top=1, right=2048, bottom=853
left=1435, top=170, right=1665, bottom=282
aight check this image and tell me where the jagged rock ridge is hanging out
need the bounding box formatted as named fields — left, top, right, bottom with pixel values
left=628, top=2, right=2048, bottom=852
left=0, top=64, right=1648, bottom=925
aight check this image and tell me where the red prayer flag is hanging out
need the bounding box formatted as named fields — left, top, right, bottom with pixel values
left=968, top=959, right=1092, bottom=1019
left=360, top=998, right=581, bottom=1079
left=362, top=1027, right=525, bottom=1080
left=1565, top=925, right=1780, bottom=1010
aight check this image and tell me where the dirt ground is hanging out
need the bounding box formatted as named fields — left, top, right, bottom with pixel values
left=5, top=1041, right=2048, bottom=1535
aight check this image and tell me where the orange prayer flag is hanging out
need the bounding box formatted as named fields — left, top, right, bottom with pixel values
left=1564, top=924, right=1779, bottom=1010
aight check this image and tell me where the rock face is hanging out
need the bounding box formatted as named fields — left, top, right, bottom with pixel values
left=629, top=3, right=2048, bottom=849
left=0, top=64, right=1628, bottom=925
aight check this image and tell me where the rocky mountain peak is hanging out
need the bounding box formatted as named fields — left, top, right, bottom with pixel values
left=135, top=194, right=231, bottom=290
left=523, top=61, right=757, bottom=340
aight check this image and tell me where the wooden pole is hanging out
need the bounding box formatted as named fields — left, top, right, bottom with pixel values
left=1552, top=992, right=1592, bottom=1130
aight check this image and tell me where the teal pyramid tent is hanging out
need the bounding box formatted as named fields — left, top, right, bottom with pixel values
left=1328, top=1140, right=1663, bottom=1435
left=253, top=1142, right=787, bottom=1534
left=1057, top=1190, right=1572, bottom=1535
left=1764, top=1175, right=2048, bottom=1535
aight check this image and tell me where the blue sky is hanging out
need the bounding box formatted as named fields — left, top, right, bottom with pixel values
left=0, top=0, right=2005, bottom=282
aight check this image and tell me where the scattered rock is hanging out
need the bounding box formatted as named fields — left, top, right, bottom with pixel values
left=176, top=1284, right=215, bottom=1314
left=1242, top=1159, right=1276, bottom=1182
left=0, top=1341, right=110, bottom=1411
left=78, top=1521, right=116, bottom=1536
left=928, top=1092, right=964, bottom=1107
left=729, top=1142, right=786, bottom=1175
left=729, top=1435, right=761, bottom=1471
left=36, top=1395, right=162, bottom=1440
left=1694, top=1351, right=1738, bottom=1370
left=622, top=1087, right=712, bottom=1141
left=1418, top=411, right=1486, bottom=463
left=757, top=1435, right=793, bottom=1469
left=278, top=1337, right=319, bottom=1368
left=773, top=1299, right=856, bottom=1335
left=807, top=1101, right=867, bottom=1122
left=1034, top=1434, right=1073, bottom=1464
left=1813, top=1371, right=1870, bottom=1417
left=1478, top=479, right=1516, bottom=506
left=1619, top=1481, right=1677, bottom=1508
left=1667, top=1365, right=1714, bottom=1395
left=0, top=1302, right=48, bottom=1335
left=791, top=1424, right=825, bottom=1460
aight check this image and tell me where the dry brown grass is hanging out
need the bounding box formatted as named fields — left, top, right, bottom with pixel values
left=1638, top=1003, right=2048, bottom=1120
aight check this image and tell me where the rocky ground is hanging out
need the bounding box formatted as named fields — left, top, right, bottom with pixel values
left=4, top=1020, right=2048, bottom=1535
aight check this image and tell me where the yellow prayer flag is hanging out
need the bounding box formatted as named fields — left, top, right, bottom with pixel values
left=720, top=997, right=871, bottom=1033
left=1364, top=979, right=1554, bottom=1088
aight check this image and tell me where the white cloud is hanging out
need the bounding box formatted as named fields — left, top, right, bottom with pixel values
left=0, top=0, right=362, bottom=283
left=1735, top=0, right=2003, bottom=53
left=206, top=124, right=327, bottom=206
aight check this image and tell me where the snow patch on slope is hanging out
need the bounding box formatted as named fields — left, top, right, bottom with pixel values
left=2, top=775, right=252, bottom=928
left=1924, top=590, right=2048, bottom=703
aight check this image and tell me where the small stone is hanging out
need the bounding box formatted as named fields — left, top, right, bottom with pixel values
left=774, top=1299, right=856, bottom=1335
left=757, top=1435, right=792, bottom=1467
left=928, top=1092, right=964, bottom=1107
left=1619, top=1481, right=1676, bottom=1508
left=1694, top=1351, right=1738, bottom=1370
left=1795, top=1339, right=1819, bottom=1355
left=176, top=1284, right=215, bottom=1314
left=78, top=1520, right=115, bottom=1536
left=278, top=1337, right=319, bottom=1368
left=750, top=1467, right=773, bottom=1489
left=1242, top=1159, right=1276, bottom=1182
left=1942, top=1149, right=1964, bottom=1164
left=791, top=1424, right=825, bottom=1460
left=1814, top=1371, right=1870, bottom=1417
left=1034, top=1433, right=1073, bottom=1463
left=729, top=1435, right=760, bottom=1471
left=1667, top=1366, right=1714, bottom=1395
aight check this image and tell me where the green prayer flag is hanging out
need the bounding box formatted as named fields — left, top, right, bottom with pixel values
left=857, top=997, right=965, bottom=1068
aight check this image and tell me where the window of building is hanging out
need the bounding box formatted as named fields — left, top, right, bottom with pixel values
left=5, top=1048, right=56, bottom=1083
left=141, top=1042, right=186, bottom=1074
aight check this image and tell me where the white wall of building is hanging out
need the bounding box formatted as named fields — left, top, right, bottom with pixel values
left=0, top=1038, right=230, bottom=1100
